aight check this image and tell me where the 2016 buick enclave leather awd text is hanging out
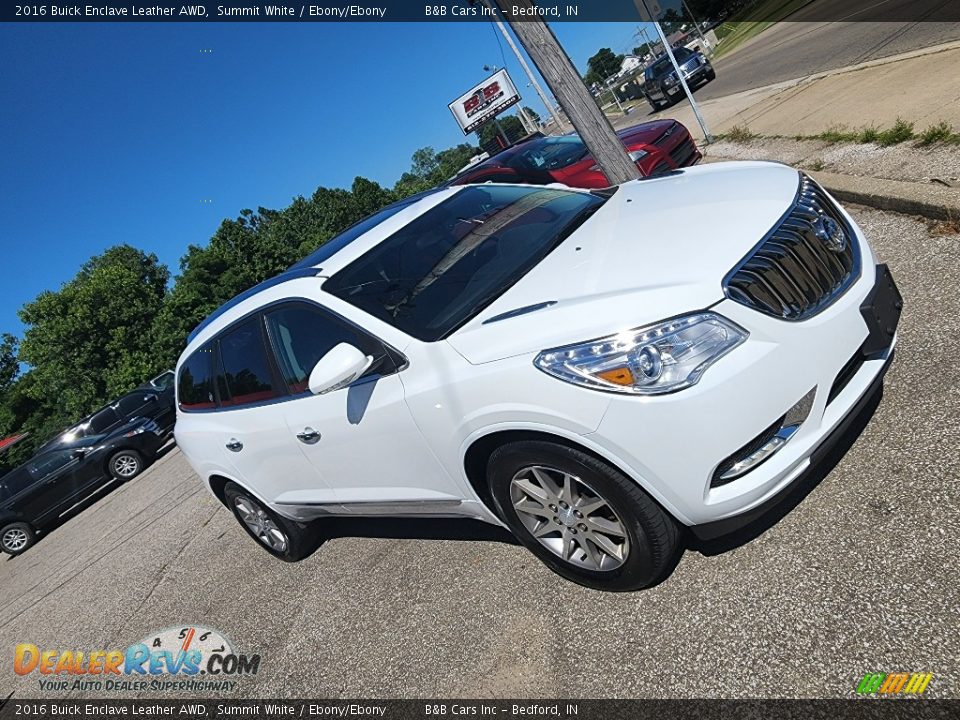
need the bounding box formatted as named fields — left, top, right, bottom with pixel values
left=175, top=162, right=901, bottom=591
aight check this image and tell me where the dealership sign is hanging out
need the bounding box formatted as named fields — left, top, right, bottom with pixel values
left=448, top=69, right=521, bottom=134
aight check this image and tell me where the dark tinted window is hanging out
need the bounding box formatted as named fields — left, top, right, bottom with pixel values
left=217, top=317, right=279, bottom=408
left=178, top=343, right=217, bottom=410
left=1, top=467, right=35, bottom=498
left=265, top=304, right=384, bottom=394
left=28, top=450, right=76, bottom=479
left=89, top=407, right=120, bottom=435
left=325, top=186, right=605, bottom=341
left=116, top=393, right=152, bottom=418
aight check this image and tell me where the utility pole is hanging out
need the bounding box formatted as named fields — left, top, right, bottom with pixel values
left=492, top=0, right=641, bottom=185
left=479, top=0, right=564, bottom=131
left=681, top=0, right=712, bottom=53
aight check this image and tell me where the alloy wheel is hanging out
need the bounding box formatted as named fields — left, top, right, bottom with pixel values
left=509, top=465, right=629, bottom=571
left=233, top=496, right=289, bottom=553
left=2, top=527, right=29, bottom=553
left=114, top=454, right=140, bottom=478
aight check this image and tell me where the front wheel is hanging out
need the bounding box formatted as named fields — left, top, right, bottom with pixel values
left=487, top=441, right=682, bottom=591
left=648, top=97, right=662, bottom=112
left=224, top=482, right=311, bottom=562
left=109, top=449, right=144, bottom=481
left=1, top=522, right=35, bottom=556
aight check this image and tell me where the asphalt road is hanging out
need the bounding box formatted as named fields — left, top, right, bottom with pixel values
left=689, top=18, right=960, bottom=104
left=1, top=207, right=958, bottom=700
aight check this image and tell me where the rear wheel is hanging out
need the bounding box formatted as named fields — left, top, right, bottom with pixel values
left=1, top=522, right=35, bottom=556
left=487, top=441, right=682, bottom=591
left=224, top=482, right=311, bottom=562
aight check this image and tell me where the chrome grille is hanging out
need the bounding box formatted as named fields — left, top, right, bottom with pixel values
left=723, top=174, right=860, bottom=320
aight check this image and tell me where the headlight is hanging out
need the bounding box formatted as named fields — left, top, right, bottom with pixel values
left=664, top=74, right=677, bottom=86
left=534, top=313, right=747, bottom=395
left=628, top=149, right=649, bottom=162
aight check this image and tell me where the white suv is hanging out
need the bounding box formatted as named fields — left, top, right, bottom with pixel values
left=175, top=162, right=901, bottom=591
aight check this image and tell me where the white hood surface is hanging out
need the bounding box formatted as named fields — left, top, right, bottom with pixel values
left=447, top=161, right=801, bottom=364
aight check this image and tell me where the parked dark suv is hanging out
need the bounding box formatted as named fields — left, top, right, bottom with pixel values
left=0, top=387, right=175, bottom=555
left=643, top=48, right=715, bottom=110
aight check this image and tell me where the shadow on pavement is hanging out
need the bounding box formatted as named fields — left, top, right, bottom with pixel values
left=688, top=384, right=884, bottom=557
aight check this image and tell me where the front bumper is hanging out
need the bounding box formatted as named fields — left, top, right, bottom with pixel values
left=590, top=251, right=899, bottom=528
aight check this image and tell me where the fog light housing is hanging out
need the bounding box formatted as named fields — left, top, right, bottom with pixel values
left=711, top=387, right=817, bottom=487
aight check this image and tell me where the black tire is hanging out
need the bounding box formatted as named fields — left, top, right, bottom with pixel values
left=487, top=441, right=681, bottom=592
left=706, top=69, right=716, bottom=81
left=223, top=482, right=311, bottom=562
left=648, top=97, right=662, bottom=112
left=109, top=449, right=144, bottom=481
left=1, top=522, right=36, bottom=556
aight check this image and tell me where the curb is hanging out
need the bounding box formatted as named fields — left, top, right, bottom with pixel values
left=704, top=157, right=959, bottom=221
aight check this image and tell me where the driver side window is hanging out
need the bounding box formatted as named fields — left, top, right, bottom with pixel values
left=263, top=303, right=390, bottom=394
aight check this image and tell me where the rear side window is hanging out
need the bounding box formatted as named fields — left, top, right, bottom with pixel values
left=89, top=407, right=120, bottom=435
left=178, top=343, right=217, bottom=411
left=217, top=317, right=279, bottom=408
left=116, top=393, right=153, bottom=418
left=264, top=304, right=384, bottom=394
left=1, top=468, right=35, bottom=498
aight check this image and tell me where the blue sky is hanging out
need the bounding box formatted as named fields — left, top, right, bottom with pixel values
left=0, top=20, right=651, bottom=340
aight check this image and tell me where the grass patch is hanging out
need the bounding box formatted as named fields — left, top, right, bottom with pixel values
left=805, top=159, right=826, bottom=171
left=916, top=121, right=960, bottom=147
left=816, top=126, right=856, bottom=144
left=875, top=119, right=915, bottom=146
left=723, top=125, right=758, bottom=142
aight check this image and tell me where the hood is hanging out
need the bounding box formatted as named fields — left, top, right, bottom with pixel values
left=616, top=120, right=675, bottom=146
left=446, top=161, right=801, bottom=364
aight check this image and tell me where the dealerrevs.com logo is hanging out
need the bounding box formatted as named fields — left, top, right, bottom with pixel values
left=856, top=672, right=933, bottom=696
left=14, top=625, right=260, bottom=693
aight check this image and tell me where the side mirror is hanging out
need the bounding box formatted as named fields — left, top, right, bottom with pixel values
left=308, top=343, right=374, bottom=396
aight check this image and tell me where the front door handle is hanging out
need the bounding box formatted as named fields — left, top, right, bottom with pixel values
left=225, top=438, right=243, bottom=453
left=296, top=427, right=321, bottom=445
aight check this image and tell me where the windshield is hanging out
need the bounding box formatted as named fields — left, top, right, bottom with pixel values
left=646, top=49, right=692, bottom=79
left=507, top=135, right=589, bottom=172
left=324, top=185, right=606, bottom=341
left=288, top=190, right=438, bottom=271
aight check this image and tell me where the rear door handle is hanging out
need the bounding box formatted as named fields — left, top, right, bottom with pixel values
left=296, top=427, right=321, bottom=445
left=225, top=438, right=243, bottom=452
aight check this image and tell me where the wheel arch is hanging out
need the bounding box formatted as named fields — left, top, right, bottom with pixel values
left=462, top=428, right=689, bottom=526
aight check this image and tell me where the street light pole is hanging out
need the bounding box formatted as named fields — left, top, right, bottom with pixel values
left=635, top=0, right=714, bottom=143
left=480, top=0, right=564, bottom=131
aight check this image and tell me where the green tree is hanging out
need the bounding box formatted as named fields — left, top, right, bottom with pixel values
left=522, top=106, right=541, bottom=124
left=585, top=48, right=624, bottom=85
left=0, top=334, right=17, bottom=393
left=17, top=245, right=170, bottom=422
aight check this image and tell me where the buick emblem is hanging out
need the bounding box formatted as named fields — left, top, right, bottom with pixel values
left=813, top=215, right=847, bottom=253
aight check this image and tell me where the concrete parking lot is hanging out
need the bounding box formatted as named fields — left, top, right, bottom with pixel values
left=1, top=207, right=958, bottom=700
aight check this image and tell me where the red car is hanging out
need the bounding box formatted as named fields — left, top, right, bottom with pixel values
left=450, top=120, right=701, bottom=188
